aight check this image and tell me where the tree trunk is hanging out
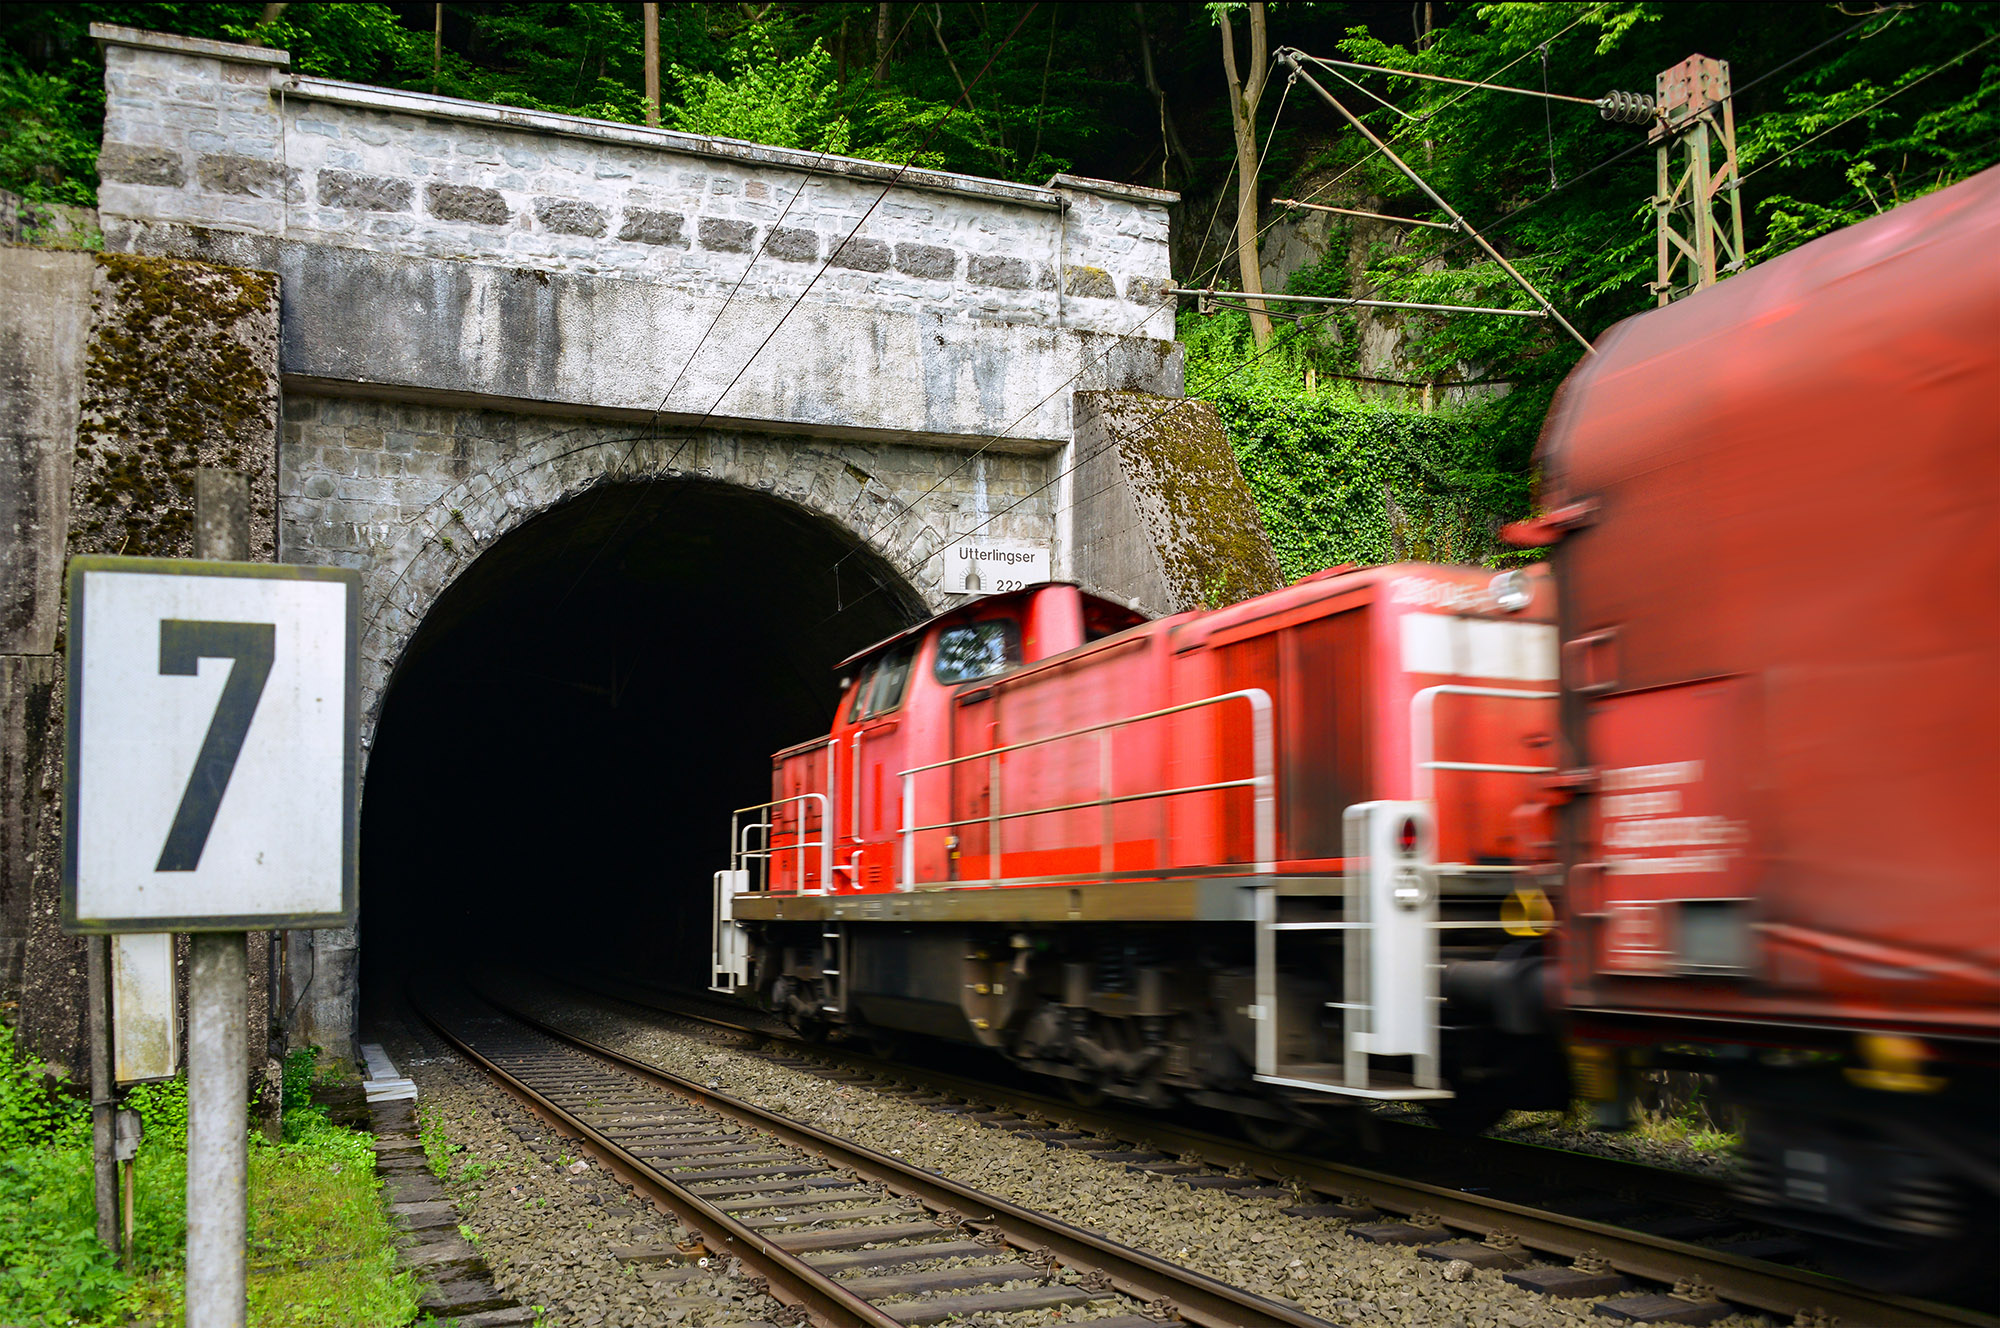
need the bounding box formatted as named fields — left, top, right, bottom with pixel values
left=874, top=3, right=895, bottom=83
left=642, top=3, right=660, bottom=127
left=1220, top=4, right=1272, bottom=346
left=1134, top=3, right=1197, bottom=183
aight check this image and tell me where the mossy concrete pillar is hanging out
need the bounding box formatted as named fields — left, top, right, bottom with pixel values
left=1068, top=389, right=1283, bottom=615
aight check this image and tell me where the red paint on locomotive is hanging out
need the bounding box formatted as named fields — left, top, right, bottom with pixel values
left=754, top=563, right=1557, bottom=899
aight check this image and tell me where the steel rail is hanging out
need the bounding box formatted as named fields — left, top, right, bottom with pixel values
left=472, top=986, right=1339, bottom=1328
left=411, top=989, right=906, bottom=1328
left=558, top=977, right=1998, bottom=1328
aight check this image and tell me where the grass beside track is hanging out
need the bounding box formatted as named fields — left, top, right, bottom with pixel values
left=0, top=1025, right=420, bottom=1327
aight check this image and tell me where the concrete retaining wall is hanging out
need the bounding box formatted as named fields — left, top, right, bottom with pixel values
left=0, top=244, right=282, bottom=1079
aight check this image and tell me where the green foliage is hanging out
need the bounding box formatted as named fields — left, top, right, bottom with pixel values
left=415, top=1101, right=462, bottom=1182
left=670, top=25, right=850, bottom=154
left=279, top=1045, right=317, bottom=1115
left=0, top=1148, right=134, bottom=1326
left=0, top=1026, right=410, bottom=1324
left=0, top=2, right=1174, bottom=202
left=1182, top=307, right=1525, bottom=576
left=0, top=61, right=99, bottom=206
left=1316, top=0, right=2000, bottom=477
left=0, top=1024, right=133, bottom=1324
left=1, top=1, right=1991, bottom=540
left=0, top=1022, right=84, bottom=1150
left=126, top=1074, right=189, bottom=1149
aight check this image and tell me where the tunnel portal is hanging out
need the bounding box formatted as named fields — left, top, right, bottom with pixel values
left=359, top=479, right=924, bottom=1005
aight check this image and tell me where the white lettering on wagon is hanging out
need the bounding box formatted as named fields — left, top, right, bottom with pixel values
left=1390, top=574, right=1487, bottom=612
left=1400, top=611, right=1558, bottom=681
left=1599, top=760, right=1747, bottom=877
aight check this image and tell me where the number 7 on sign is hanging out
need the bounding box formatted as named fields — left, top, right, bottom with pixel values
left=154, top=620, right=275, bottom=872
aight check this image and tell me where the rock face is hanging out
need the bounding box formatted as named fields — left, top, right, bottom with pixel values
left=70, top=254, right=280, bottom=562
left=1253, top=186, right=1512, bottom=410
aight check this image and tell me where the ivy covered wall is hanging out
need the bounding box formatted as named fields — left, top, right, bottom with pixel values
left=1181, top=308, right=1525, bottom=581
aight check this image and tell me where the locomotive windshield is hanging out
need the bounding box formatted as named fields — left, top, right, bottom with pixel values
left=864, top=642, right=915, bottom=714
left=933, top=620, right=1021, bottom=684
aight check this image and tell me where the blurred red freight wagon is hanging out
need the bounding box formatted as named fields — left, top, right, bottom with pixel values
left=1522, top=164, right=2000, bottom=1275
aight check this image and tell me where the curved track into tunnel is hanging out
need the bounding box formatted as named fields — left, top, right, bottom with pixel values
left=360, top=477, right=927, bottom=1010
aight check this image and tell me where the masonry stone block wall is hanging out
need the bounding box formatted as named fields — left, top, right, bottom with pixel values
left=74, top=25, right=1279, bottom=1057
left=281, top=397, right=1052, bottom=749
left=93, top=25, right=1178, bottom=450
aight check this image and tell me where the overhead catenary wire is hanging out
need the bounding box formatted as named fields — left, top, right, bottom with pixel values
left=1225, top=59, right=1297, bottom=328
left=1405, top=8, right=1918, bottom=272
left=1737, top=29, right=1998, bottom=183
left=539, top=4, right=1043, bottom=611
left=822, top=52, right=1295, bottom=583
left=823, top=26, right=1591, bottom=595
left=1299, top=53, right=1600, bottom=106
left=820, top=8, right=1945, bottom=634
left=1270, top=197, right=1453, bottom=229
left=814, top=302, right=1353, bottom=628
left=1212, top=11, right=1595, bottom=278
left=1181, top=289, right=1543, bottom=317
left=1278, top=50, right=1596, bottom=352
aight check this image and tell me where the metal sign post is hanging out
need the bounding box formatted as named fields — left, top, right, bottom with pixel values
left=62, top=550, right=357, bottom=1328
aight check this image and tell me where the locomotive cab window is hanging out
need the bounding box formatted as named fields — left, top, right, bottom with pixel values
left=863, top=642, right=916, bottom=715
left=934, top=620, right=1021, bottom=684
left=845, top=662, right=875, bottom=723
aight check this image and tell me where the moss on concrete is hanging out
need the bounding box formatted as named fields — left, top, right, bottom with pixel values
left=1085, top=390, right=1283, bottom=609
left=69, top=253, right=279, bottom=559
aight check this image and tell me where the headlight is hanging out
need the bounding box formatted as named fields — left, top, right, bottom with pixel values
left=1489, top=569, right=1532, bottom=613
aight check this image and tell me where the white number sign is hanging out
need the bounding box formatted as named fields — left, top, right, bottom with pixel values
left=62, top=557, right=359, bottom=933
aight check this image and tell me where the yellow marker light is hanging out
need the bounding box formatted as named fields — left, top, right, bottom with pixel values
left=1501, top=886, right=1556, bottom=937
left=1569, top=1043, right=1620, bottom=1101
left=1845, top=1033, right=1946, bottom=1094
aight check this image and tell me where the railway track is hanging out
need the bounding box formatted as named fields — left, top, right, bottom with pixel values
left=411, top=980, right=1347, bottom=1328
left=519, top=972, right=1999, bottom=1328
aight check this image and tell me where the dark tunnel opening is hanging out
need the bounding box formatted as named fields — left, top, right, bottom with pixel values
left=358, top=477, right=925, bottom=1011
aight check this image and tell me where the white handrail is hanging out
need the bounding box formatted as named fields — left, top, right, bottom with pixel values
left=730, top=791, right=831, bottom=895
left=898, top=689, right=1275, bottom=890
left=1409, top=684, right=1557, bottom=803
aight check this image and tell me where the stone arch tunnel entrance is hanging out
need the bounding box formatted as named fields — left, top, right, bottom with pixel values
left=358, top=479, right=925, bottom=1008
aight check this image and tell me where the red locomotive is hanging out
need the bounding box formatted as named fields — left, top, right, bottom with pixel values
left=1515, top=165, right=2000, bottom=1284
left=713, top=561, right=1570, bottom=1141
left=713, top=165, right=1998, bottom=1285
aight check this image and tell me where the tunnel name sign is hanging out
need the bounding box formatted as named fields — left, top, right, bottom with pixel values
left=62, top=557, right=359, bottom=933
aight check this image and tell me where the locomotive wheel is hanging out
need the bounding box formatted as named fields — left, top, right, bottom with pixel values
left=1424, top=1094, right=1508, bottom=1137
left=1237, top=1111, right=1311, bottom=1153
left=1063, top=1077, right=1109, bottom=1108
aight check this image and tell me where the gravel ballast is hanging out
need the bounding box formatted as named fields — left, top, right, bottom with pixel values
left=498, top=983, right=1776, bottom=1328
left=377, top=1014, right=789, bottom=1328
